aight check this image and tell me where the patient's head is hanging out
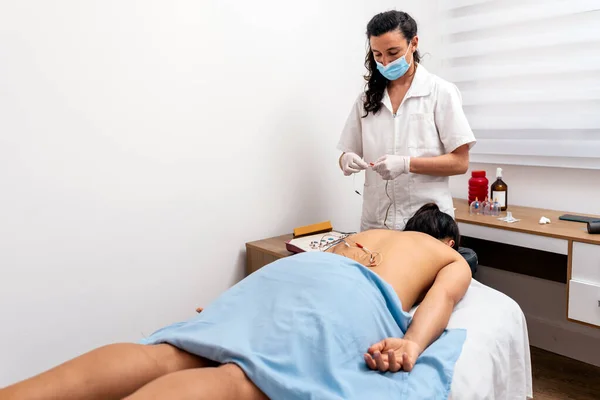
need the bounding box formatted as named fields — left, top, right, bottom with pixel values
left=404, top=203, right=460, bottom=250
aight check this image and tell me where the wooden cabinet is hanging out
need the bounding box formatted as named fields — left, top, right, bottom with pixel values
left=568, top=241, right=600, bottom=327
left=453, top=198, right=600, bottom=329
left=571, top=242, right=600, bottom=285
left=568, top=280, right=600, bottom=327
left=245, top=234, right=292, bottom=276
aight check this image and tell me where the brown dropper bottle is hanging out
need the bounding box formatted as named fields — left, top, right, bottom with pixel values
left=490, top=167, right=508, bottom=211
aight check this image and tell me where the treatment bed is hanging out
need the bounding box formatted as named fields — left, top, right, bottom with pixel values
left=416, top=279, right=533, bottom=399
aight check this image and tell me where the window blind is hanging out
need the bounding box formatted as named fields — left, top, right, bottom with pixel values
left=439, top=0, right=600, bottom=169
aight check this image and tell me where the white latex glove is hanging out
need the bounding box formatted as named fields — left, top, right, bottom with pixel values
left=340, top=152, right=369, bottom=176
left=372, top=155, right=410, bottom=180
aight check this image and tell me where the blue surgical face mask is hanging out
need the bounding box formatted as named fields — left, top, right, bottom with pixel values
left=375, top=45, right=412, bottom=81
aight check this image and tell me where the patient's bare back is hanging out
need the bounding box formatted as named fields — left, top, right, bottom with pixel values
left=326, top=230, right=461, bottom=311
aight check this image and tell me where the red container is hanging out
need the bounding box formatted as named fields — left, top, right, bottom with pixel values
left=468, top=170, right=488, bottom=205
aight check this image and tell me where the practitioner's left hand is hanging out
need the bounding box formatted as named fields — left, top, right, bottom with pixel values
left=364, top=337, right=421, bottom=372
left=371, top=155, right=410, bottom=180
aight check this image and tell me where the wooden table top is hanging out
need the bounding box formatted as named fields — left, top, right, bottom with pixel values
left=453, top=198, right=600, bottom=245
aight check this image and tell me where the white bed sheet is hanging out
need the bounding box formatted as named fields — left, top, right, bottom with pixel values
left=410, top=279, right=533, bottom=400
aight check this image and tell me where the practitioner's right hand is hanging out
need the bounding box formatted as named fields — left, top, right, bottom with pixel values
left=364, top=338, right=421, bottom=372
left=340, top=152, right=369, bottom=176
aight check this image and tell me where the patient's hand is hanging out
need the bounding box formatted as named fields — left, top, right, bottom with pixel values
left=364, top=338, right=421, bottom=373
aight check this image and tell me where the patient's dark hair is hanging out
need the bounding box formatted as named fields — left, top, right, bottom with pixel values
left=404, top=203, right=460, bottom=250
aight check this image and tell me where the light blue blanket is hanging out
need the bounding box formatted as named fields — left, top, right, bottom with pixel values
left=139, top=251, right=466, bottom=399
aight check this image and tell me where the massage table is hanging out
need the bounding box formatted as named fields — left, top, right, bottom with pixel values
left=422, top=279, right=533, bottom=399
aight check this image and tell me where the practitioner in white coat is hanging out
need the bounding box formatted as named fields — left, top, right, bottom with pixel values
left=338, top=10, right=476, bottom=232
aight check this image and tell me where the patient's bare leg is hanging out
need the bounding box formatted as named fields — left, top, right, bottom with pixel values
left=0, top=343, right=214, bottom=400
left=125, top=363, right=268, bottom=400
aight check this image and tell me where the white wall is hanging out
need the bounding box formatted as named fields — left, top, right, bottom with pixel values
left=0, top=0, right=434, bottom=387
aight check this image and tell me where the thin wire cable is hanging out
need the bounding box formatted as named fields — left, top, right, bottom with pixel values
left=352, top=171, right=393, bottom=230
left=384, top=180, right=393, bottom=229
left=353, top=174, right=361, bottom=196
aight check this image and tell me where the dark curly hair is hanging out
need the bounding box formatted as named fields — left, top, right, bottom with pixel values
left=363, top=11, right=421, bottom=117
left=404, top=203, right=460, bottom=251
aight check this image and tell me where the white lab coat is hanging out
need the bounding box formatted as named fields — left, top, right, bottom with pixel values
left=337, top=65, right=476, bottom=231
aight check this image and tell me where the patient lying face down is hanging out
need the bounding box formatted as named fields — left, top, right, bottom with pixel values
left=325, top=203, right=469, bottom=372
left=0, top=203, right=471, bottom=400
